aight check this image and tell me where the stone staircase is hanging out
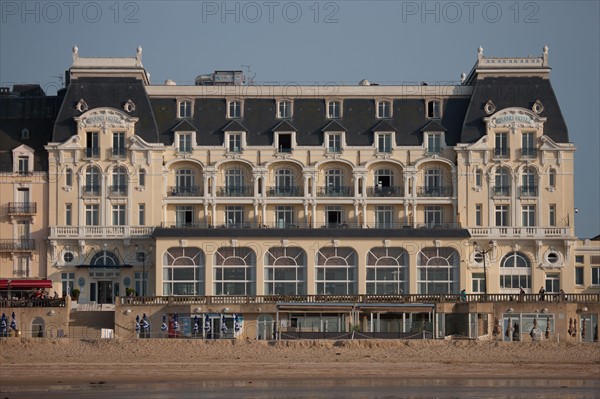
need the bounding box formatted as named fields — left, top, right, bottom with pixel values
left=68, top=310, right=115, bottom=339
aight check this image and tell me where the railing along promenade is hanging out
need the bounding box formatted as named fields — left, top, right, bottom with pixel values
left=119, top=293, right=600, bottom=306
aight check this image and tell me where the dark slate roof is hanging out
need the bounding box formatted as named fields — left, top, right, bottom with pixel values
left=421, top=120, right=447, bottom=132
left=151, top=97, right=471, bottom=148
left=171, top=119, right=198, bottom=132
left=461, top=77, right=569, bottom=143
left=52, top=77, right=159, bottom=143
left=152, top=227, right=471, bottom=239
left=0, top=95, right=58, bottom=171
left=371, top=120, right=397, bottom=132
left=272, top=120, right=296, bottom=131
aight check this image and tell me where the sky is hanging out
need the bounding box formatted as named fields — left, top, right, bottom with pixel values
left=1, top=0, right=599, bottom=238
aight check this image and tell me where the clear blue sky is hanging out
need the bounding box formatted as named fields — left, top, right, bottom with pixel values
left=1, top=0, right=598, bottom=238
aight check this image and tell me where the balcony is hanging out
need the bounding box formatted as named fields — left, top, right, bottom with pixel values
left=216, top=186, right=253, bottom=197
left=110, top=185, right=128, bottom=196
left=367, top=186, right=404, bottom=197
left=519, top=186, right=538, bottom=197
left=83, top=185, right=101, bottom=196
left=7, top=202, right=37, bottom=215
left=108, top=147, right=127, bottom=159
left=493, top=186, right=511, bottom=197
left=49, top=226, right=155, bottom=239
left=168, top=186, right=203, bottom=197
left=417, top=186, right=453, bottom=197
left=519, top=148, right=537, bottom=158
left=0, top=239, right=35, bottom=252
left=493, top=148, right=510, bottom=159
left=85, top=147, right=100, bottom=159
left=469, top=226, right=569, bottom=239
left=266, top=186, right=303, bottom=197
left=317, top=186, right=353, bottom=197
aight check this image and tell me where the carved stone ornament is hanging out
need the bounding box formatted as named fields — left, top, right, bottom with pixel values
left=484, top=100, right=496, bottom=115
left=532, top=100, right=544, bottom=114
left=76, top=108, right=138, bottom=134
left=76, top=99, right=89, bottom=113
left=124, top=99, right=136, bottom=113
left=485, top=108, right=545, bottom=134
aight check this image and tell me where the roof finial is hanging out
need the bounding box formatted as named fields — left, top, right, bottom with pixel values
left=460, top=72, right=466, bottom=83
left=478, top=46, right=483, bottom=55
left=72, top=45, right=79, bottom=63
left=543, top=44, right=548, bottom=55
left=137, top=45, right=142, bottom=55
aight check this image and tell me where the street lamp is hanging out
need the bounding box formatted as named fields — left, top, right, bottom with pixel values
left=135, top=245, right=153, bottom=297
left=473, top=241, right=494, bottom=301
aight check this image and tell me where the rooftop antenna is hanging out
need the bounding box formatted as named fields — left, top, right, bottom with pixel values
left=241, top=64, right=255, bottom=85
left=52, top=75, right=65, bottom=88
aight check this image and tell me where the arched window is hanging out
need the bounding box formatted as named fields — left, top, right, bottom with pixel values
left=112, top=166, right=128, bottom=195
left=90, top=250, right=120, bottom=266
left=494, top=167, right=511, bottom=196
left=31, top=317, right=45, bottom=338
left=163, top=247, right=205, bottom=295
left=214, top=247, right=256, bottom=295
left=264, top=247, right=306, bottom=295
left=500, top=251, right=531, bottom=293
left=521, top=167, right=537, bottom=196
left=366, top=247, right=408, bottom=294
left=85, top=166, right=101, bottom=195
left=417, top=247, right=459, bottom=294
left=315, top=247, right=356, bottom=295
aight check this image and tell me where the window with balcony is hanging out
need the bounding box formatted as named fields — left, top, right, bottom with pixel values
left=176, top=205, right=194, bottom=227
left=494, top=167, right=511, bottom=196
left=85, top=204, right=99, bottom=226
left=322, top=169, right=349, bottom=197
left=375, top=206, right=393, bottom=228
left=424, top=206, right=443, bottom=227
left=327, top=100, right=341, bottom=118
left=521, top=132, right=536, bottom=157
left=426, top=100, right=441, bottom=118
left=111, top=166, right=128, bottom=195
left=371, top=168, right=399, bottom=197
left=377, top=133, right=393, bottom=153
left=277, top=100, right=292, bottom=118
left=376, top=100, right=391, bottom=118
left=426, top=133, right=442, bottom=153
left=275, top=206, right=295, bottom=228
left=276, top=132, right=293, bottom=153
left=424, top=168, right=444, bottom=196
left=225, top=206, right=245, bottom=228
left=178, top=100, right=192, bottom=118
left=227, top=132, right=242, bottom=153
left=86, top=131, right=99, bottom=158
left=326, top=132, right=342, bottom=153
left=495, top=205, right=509, bottom=227
left=500, top=252, right=531, bottom=292
left=225, top=169, right=245, bottom=196
left=177, top=132, right=193, bottom=153
left=85, top=166, right=101, bottom=196
left=272, top=169, right=297, bottom=196
left=494, top=132, right=509, bottom=158
left=175, top=169, right=196, bottom=196
left=112, top=204, right=126, bottom=226
left=227, top=100, right=242, bottom=118
left=13, top=256, right=29, bottom=277
left=521, top=167, right=537, bottom=197
left=264, top=246, right=306, bottom=295
left=521, top=205, right=536, bottom=227
left=112, top=132, right=126, bottom=158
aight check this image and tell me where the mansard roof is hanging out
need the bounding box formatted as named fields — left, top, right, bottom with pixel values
left=461, top=77, right=569, bottom=143
left=52, top=77, right=159, bottom=143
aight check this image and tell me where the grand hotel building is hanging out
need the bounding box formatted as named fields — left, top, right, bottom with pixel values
left=1, top=47, right=599, bottom=338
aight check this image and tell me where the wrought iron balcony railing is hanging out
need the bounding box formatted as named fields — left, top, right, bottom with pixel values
left=108, top=147, right=126, bottom=159
left=216, top=186, right=253, bottom=197
left=266, top=186, right=303, bottom=197
left=417, top=186, right=453, bottom=197
left=367, top=186, right=404, bottom=197
left=85, top=147, right=100, bottom=158
left=493, top=147, right=510, bottom=159
left=168, top=186, right=203, bottom=197
left=493, top=186, right=511, bottom=197
left=8, top=202, right=37, bottom=215
left=110, top=185, right=128, bottom=195
left=0, top=239, right=35, bottom=252
left=317, top=186, right=353, bottom=197
left=520, top=148, right=537, bottom=158
left=83, top=185, right=101, bottom=196
left=519, top=186, right=538, bottom=197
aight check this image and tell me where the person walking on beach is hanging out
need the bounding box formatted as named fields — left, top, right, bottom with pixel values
left=538, top=286, right=546, bottom=301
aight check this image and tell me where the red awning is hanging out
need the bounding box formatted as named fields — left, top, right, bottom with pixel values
left=0, top=279, right=53, bottom=289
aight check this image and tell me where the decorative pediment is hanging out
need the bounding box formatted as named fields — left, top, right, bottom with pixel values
left=483, top=107, right=546, bottom=133
left=74, top=108, right=139, bottom=134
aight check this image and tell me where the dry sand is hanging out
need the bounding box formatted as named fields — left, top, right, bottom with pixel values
left=1, top=338, right=599, bottom=386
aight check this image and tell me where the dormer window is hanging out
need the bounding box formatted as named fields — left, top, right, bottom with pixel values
left=327, top=100, right=341, bottom=118
left=227, top=100, right=242, bottom=118
left=376, top=132, right=393, bottom=153
left=176, top=132, right=194, bottom=153
left=426, top=100, right=441, bottom=119
left=426, top=132, right=444, bottom=153
left=12, top=145, right=34, bottom=175
left=226, top=131, right=246, bottom=153
left=325, top=132, right=344, bottom=153
left=277, top=100, right=292, bottom=119
left=178, top=100, right=192, bottom=118
left=275, top=132, right=295, bottom=153
left=376, top=100, right=392, bottom=118
left=18, top=156, right=29, bottom=175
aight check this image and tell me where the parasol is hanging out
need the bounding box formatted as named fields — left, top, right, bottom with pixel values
left=10, top=312, right=17, bottom=332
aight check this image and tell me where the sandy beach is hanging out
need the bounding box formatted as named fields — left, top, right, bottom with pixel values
left=1, top=338, right=599, bottom=385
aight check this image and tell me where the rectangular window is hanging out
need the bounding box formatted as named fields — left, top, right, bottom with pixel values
left=228, top=133, right=242, bottom=152
left=475, top=169, right=482, bottom=187
left=86, top=132, right=99, bottom=158
left=275, top=205, right=295, bottom=228
left=61, top=272, right=75, bottom=297
left=545, top=273, right=560, bottom=294
left=594, top=268, right=600, bottom=286
left=139, top=204, right=145, bottom=226
left=65, top=203, right=72, bottom=226
left=277, top=133, right=292, bottom=153
left=576, top=255, right=584, bottom=264
left=327, top=133, right=341, bottom=153
left=18, top=157, right=29, bottom=174
left=178, top=133, right=192, bottom=153
left=14, top=256, right=29, bottom=277
left=139, top=170, right=146, bottom=187
left=225, top=206, right=245, bottom=228
left=494, top=133, right=508, bottom=158
left=375, top=205, right=393, bottom=228
left=377, top=100, right=391, bottom=118
left=424, top=205, right=443, bottom=227
left=377, top=133, right=392, bottom=153
left=475, top=204, right=482, bottom=227
left=427, top=100, right=441, bottom=118
left=521, top=132, right=536, bottom=157
left=176, top=205, right=194, bottom=227
left=178, top=101, right=192, bottom=118
left=228, top=100, right=241, bottom=118
left=112, top=204, right=126, bottom=226
left=112, top=132, right=125, bottom=158
left=549, top=170, right=556, bottom=187
left=327, top=101, right=341, bottom=118
left=495, top=205, right=509, bottom=227
left=472, top=273, right=485, bottom=294
left=427, top=133, right=442, bottom=153
left=277, top=100, right=292, bottom=118
left=575, top=267, right=584, bottom=285
left=85, top=204, right=99, bottom=226
left=521, top=205, right=535, bottom=227
left=66, top=168, right=73, bottom=186
left=549, top=204, right=556, bottom=226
